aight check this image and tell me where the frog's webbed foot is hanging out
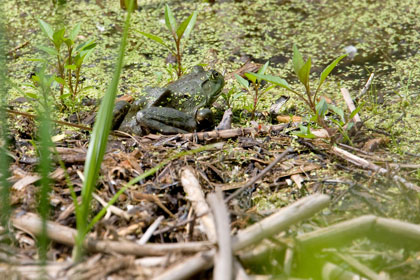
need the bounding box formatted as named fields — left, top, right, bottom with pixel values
left=136, top=107, right=196, bottom=134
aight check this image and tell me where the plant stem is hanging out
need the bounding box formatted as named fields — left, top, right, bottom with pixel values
left=175, top=38, right=182, bottom=77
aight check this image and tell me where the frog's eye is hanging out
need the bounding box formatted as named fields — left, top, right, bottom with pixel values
left=210, top=71, right=220, bottom=80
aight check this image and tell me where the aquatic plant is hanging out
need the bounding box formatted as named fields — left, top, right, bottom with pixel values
left=251, top=45, right=361, bottom=141
left=137, top=4, right=197, bottom=78
left=235, top=61, right=276, bottom=119
left=35, top=19, right=96, bottom=109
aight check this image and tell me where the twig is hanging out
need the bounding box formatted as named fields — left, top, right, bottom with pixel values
left=297, top=215, right=420, bottom=249
left=233, top=259, right=251, bottom=280
left=137, top=216, right=164, bottom=245
left=6, top=109, right=127, bottom=137
left=322, top=262, right=364, bottom=280
left=334, top=251, right=384, bottom=280
left=207, top=190, right=232, bottom=280
left=181, top=167, right=217, bottom=242
left=340, top=88, right=361, bottom=124
left=153, top=194, right=330, bottom=280
left=225, top=147, right=293, bottom=202
left=7, top=41, right=29, bottom=55
left=179, top=123, right=288, bottom=142
left=356, top=72, right=375, bottom=100
left=92, top=193, right=131, bottom=221
left=332, top=146, right=420, bottom=192
left=11, top=212, right=213, bottom=256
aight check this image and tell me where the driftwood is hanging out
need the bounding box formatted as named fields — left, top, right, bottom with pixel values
left=11, top=212, right=214, bottom=256
left=153, top=194, right=330, bottom=280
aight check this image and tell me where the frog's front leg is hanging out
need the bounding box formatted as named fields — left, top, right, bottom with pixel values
left=136, top=107, right=197, bottom=134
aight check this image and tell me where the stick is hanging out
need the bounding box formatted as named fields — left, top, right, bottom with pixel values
left=137, top=216, right=164, bottom=245
left=356, top=72, right=375, bottom=100
left=180, top=123, right=288, bottom=142
left=225, top=147, right=293, bottom=202
left=11, top=212, right=213, bottom=256
left=207, top=190, right=232, bottom=280
left=332, top=146, right=420, bottom=192
left=153, top=194, right=330, bottom=280
left=181, top=167, right=217, bottom=242
left=340, top=88, right=361, bottom=124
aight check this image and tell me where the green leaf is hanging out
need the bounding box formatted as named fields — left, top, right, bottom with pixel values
left=69, top=23, right=81, bottom=41
left=293, top=125, right=316, bottom=139
left=292, top=44, right=305, bottom=77
left=298, top=58, right=311, bottom=88
left=73, top=0, right=134, bottom=261
left=235, top=74, right=249, bottom=89
left=37, top=19, right=54, bottom=40
left=75, top=48, right=95, bottom=67
left=349, top=102, right=363, bottom=120
left=75, top=39, right=96, bottom=52
left=52, top=28, right=65, bottom=49
left=54, top=77, right=69, bottom=89
left=24, top=92, right=38, bottom=99
left=137, top=31, right=168, bottom=48
left=64, top=38, right=74, bottom=48
left=176, top=11, right=197, bottom=40
left=244, top=72, right=256, bottom=84
left=316, top=98, right=328, bottom=118
left=248, top=73, right=292, bottom=91
left=64, top=64, right=77, bottom=70
left=328, top=104, right=345, bottom=122
left=37, top=45, right=59, bottom=56
left=317, top=54, right=347, bottom=91
left=164, top=4, right=177, bottom=36
left=257, top=61, right=269, bottom=75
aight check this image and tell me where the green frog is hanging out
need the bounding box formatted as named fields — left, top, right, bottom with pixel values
left=112, top=66, right=224, bottom=135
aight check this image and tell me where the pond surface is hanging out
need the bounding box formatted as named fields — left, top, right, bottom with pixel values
left=4, top=0, right=420, bottom=154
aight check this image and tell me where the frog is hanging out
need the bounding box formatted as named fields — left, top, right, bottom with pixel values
left=112, top=66, right=224, bottom=135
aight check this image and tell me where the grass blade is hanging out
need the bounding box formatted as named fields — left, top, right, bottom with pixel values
left=73, top=0, right=134, bottom=261
left=0, top=3, right=11, bottom=235
left=35, top=70, right=54, bottom=264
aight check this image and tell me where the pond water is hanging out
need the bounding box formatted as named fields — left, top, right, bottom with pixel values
left=3, top=0, right=420, bottom=155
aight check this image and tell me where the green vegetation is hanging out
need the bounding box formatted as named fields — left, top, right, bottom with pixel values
left=250, top=45, right=361, bottom=141
left=137, top=4, right=197, bottom=78
left=235, top=61, right=276, bottom=119
left=0, top=2, right=11, bottom=239
left=34, top=19, right=96, bottom=110
left=33, top=68, right=54, bottom=263
left=72, top=0, right=135, bottom=261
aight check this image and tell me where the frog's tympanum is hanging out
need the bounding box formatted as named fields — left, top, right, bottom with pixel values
left=113, top=66, right=224, bottom=135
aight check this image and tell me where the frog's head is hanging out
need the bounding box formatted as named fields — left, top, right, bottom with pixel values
left=201, top=69, right=224, bottom=106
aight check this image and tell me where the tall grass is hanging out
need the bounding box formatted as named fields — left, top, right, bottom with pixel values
left=72, top=0, right=136, bottom=261
left=35, top=70, right=54, bottom=264
left=0, top=1, right=11, bottom=237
